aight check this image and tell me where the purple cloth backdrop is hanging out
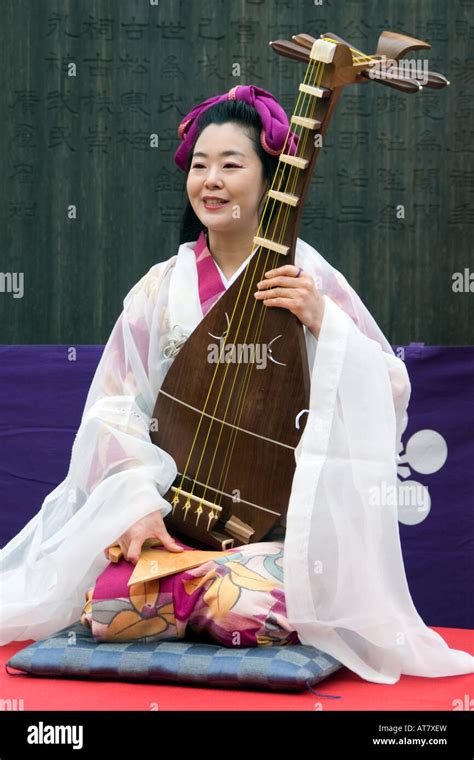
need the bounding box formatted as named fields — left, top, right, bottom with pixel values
left=0, top=344, right=472, bottom=629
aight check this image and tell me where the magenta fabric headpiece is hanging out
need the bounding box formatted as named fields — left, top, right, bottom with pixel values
left=174, top=85, right=299, bottom=172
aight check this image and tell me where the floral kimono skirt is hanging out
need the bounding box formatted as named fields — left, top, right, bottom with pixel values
left=80, top=540, right=301, bottom=648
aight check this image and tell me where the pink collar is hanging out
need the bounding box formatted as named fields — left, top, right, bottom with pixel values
left=193, top=229, right=227, bottom=316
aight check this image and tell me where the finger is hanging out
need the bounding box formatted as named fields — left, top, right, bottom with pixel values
left=263, top=296, right=296, bottom=308
left=119, top=539, right=128, bottom=557
left=264, top=264, right=301, bottom=279
left=125, top=539, right=142, bottom=565
left=156, top=531, right=184, bottom=552
left=255, top=286, right=295, bottom=300
left=257, top=275, right=305, bottom=290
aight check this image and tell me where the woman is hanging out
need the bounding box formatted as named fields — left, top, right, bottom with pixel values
left=1, top=86, right=473, bottom=684
left=105, top=91, right=327, bottom=562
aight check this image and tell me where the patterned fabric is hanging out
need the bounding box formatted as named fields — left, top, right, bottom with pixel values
left=80, top=541, right=301, bottom=648
left=7, top=621, right=343, bottom=693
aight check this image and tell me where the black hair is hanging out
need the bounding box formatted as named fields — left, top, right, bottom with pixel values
left=177, top=99, right=280, bottom=245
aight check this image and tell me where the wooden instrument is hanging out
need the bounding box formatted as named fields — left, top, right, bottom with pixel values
left=150, top=31, right=448, bottom=550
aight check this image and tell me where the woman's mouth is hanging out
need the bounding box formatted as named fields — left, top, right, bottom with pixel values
left=203, top=199, right=229, bottom=210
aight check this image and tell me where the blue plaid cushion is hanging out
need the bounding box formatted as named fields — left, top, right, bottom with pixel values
left=6, top=621, right=343, bottom=693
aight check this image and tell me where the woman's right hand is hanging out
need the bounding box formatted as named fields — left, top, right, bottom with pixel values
left=104, top=509, right=184, bottom=565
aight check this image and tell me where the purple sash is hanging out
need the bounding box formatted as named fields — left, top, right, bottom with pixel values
left=193, top=229, right=227, bottom=316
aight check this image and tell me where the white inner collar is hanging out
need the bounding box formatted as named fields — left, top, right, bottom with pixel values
left=214, top=247, right=259, bottom=288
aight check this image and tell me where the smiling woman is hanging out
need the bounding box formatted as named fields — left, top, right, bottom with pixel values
left=177, top=97, right=326, bottom=333
left=186, top=122, right=269, bottom=278
left=0, top=85, right=312, bottom=652
left=2, top=84, right=473, bottom=689
left=179, top=97, right=282, bottom=281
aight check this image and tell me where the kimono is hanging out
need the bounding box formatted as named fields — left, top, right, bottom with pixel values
left=1, top=230, right=473, bottom=685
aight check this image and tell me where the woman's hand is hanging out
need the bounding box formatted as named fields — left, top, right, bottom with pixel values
left=105, top=509, right=184, bottom=565
left=254, top=264, right=325, bottom=339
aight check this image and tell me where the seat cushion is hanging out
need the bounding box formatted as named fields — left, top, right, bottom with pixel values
left=6, top=621, right=343, bottom=693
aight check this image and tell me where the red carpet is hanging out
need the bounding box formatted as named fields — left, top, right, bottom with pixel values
left=1, top=626, right=473, bottom=711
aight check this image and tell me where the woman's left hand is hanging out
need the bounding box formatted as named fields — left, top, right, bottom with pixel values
left=254, top=264, right=325, bottom=339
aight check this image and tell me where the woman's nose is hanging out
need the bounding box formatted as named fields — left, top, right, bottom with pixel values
left=204, top=168, right=223, bottom=186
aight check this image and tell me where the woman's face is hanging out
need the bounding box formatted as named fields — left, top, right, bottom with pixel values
left=186, top=122, right=268, bottom=236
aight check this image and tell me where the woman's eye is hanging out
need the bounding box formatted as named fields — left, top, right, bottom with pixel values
left=191, top=163, right=241, bottom=169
